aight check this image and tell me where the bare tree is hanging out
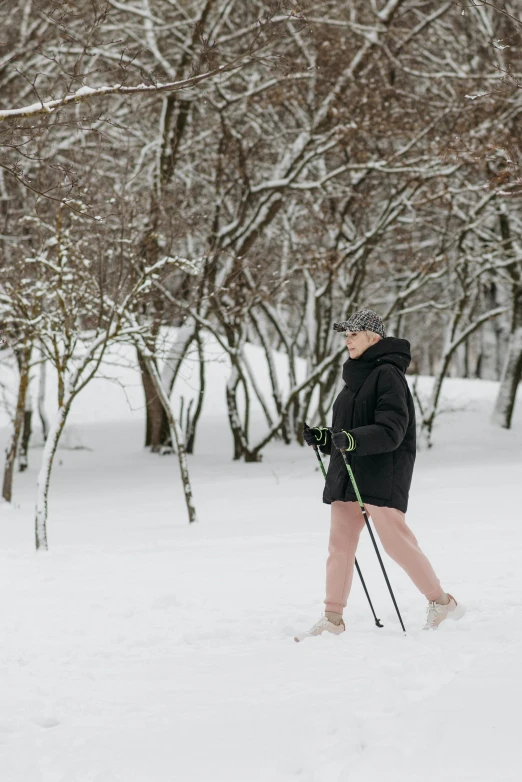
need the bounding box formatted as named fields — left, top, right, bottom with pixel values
left=2, top=0, right=522, bottom=489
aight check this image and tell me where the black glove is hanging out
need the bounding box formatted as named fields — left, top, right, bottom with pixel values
left=331, top=429, right=356, bottom=452
left=303, top=423, right=330, bottom=448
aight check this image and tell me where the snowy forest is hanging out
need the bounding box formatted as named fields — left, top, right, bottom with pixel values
left=1, top=4, right=522, bottom=779
left=2, top=0, right=521, bottom=543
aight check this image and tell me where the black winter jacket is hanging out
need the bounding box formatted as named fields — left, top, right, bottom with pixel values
left=322, top=338, right=416, bottom=513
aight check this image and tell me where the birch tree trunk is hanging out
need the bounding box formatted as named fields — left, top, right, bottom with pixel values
left=38, top=351, right=49, bottom=441
left=35, top=404, right=69, bottom=550
left=185, top=328, right=206, bottom=454
left=226, top=363, right=247, bottom=461
left=161, top=322, right=197, bottom=394
left=491, top=323, right=522, bottom=428
left=240, top=347, right=273, bottom=430
left=139, top=350, right=198, bottom=523
left=491, top=212, right=522, bottom=429
left=476, top=282, right=503, bottom=380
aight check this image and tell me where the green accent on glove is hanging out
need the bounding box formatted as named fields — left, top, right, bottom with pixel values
left=342, top=430, right=356, bottom=451
left=312, top=427, right=330, bottom=447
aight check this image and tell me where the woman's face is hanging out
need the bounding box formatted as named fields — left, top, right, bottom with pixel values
left=345, top=330, right=376, bottom=359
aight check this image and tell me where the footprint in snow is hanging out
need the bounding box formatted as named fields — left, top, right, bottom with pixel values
left=33, top=716, right=61, bottom=729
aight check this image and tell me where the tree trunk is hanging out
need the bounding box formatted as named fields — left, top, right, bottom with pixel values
left=35, top=404, right=69, bottom=551
left=137, top=348, right=170, bottom=451
left=225, top=360, right=259, bottom=461
left=161, top=322, right=196, bottom=395
left=477, top=282, right=503, bottom=380
left=492, top=212, right=522, bottom=428
left=185, top=329, right=206, bottom=454
left=138, top=349, right=198, bottom=523
left=18, top=407, right=32, bottom=472
left=2, top=345, right=31, bottom=503
left=491, top=324, right=522, bottom=428
left=422, top=352, right=453, bottom=448
left=249, top=309, right=289, bottom=442
left=240, top=347, right=273, bottom=430
left=38, top=350, right=50, bottom=440
left=226, top=363, right=246, bottom=460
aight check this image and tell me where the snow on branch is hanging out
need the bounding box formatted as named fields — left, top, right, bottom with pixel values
left=0, top=59, right=250, bottom=122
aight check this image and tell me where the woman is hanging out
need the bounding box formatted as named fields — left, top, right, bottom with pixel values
left=295, top=309, right=464, bottom=641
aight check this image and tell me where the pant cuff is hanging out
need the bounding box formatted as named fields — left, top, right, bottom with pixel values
left=324, top=602, right=344, bottom=613
left=425, top=586, right=443, bottom=601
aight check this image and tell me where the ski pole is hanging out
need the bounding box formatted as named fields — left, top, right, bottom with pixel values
left=337, top=446, right=406, bottom=633
left=312, top=444, right=383, bottom=629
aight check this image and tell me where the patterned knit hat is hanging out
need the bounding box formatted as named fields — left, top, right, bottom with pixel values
left=333, top=309, right=386, bottom=339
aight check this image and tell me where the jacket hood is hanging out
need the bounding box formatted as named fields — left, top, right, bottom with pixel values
left=359, top=337, right=411, bottom=373
left=341, top=337, right=412, bottom=391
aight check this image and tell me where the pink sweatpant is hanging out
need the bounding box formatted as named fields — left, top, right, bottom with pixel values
left=325, top=501, right=442, bottom=613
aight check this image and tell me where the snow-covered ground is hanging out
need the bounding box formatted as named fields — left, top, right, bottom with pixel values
left=0, top=350, right=521, bottom=781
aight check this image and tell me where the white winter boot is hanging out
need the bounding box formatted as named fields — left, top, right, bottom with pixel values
left=422, top=593, right=466, bottom=630
left=294, top=615, right=345, bottom=643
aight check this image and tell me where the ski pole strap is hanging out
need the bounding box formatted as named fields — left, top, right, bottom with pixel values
left=312, top=426, right=330, bottom=447
left=342, top=430, right=356, bottom=452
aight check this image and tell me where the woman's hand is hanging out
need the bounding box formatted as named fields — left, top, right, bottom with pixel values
left=331, top=430, right=356, bottom=452
left=303, top=423, right=330, bottom=447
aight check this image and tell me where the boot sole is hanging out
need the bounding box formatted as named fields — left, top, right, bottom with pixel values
left=294, top=627, right=345, bottom=643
